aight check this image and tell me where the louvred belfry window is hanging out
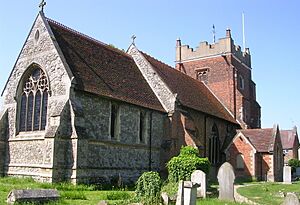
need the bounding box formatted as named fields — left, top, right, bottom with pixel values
left=19, top=67, right=49, bottom=132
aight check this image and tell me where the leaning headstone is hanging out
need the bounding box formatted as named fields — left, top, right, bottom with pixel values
left=283, top=165, right=292, bottom=184
left=282, top=192, right=300, bottom=205
left=7, top=189, right=59, bottom=205
left=191, top=170, right=206, bottom=198
left=217, top=162, right=235, bottom=201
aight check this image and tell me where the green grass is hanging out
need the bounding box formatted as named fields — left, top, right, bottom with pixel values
left=0, top=177, right=135, bottom=205
left=196, top=198, right=247, bottom=205
left=237, top=181, right=300, bottom=205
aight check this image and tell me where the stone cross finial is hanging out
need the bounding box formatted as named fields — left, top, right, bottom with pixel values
left=39, top=0, right=46, bottom=12
left=131, top=35, right=136, bottom=45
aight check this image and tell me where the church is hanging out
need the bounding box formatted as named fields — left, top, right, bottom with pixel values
left=0, top=9, right=261, bottom=184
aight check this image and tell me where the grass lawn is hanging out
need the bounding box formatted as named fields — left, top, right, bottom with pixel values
left=0, top=176, right=253, bottom=205
left=237, top=181, right=300, bottom=205
left=0, top=177, right=134, bottom=205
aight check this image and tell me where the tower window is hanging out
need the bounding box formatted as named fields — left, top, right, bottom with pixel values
left=196, top=68, right=209, bottom=84
left=18, top=66, right=49, bottom=132
left=238, top=75, right=245, bottom=90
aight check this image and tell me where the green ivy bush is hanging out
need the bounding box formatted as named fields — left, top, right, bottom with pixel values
left=288, top=158, right=300, bottom=173
left=135, top=171, right=162, bottom=205
left=167, top=146, right=210, bottom=183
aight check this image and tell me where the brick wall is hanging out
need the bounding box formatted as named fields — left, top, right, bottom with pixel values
left=227, top=134, right=255, bottom=179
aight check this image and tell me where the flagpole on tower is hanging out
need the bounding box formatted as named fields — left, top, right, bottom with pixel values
left=242, top=12, right=246, bottom=52
left=212, top=24, right=216, bottom=44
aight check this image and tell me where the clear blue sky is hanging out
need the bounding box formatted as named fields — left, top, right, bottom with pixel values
left=0, top=0, right=299, bottom=130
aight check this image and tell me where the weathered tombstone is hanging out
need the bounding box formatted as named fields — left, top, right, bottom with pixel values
left=295, top=167, right=300, bottom=176
left=191, top=170, right=206, bottom=198
left=176, top=180, right=184, bottom=205
left=282, top=192, right=300, bottom=205
left=176, top=181, right=200, bottom=205
left=161, top=192, right=169, bottom=205
left=283, top=165, right=292, bottom=184
left=217, top=162, right=235, bottom=201
left=7, top=189, right=59, bottom=205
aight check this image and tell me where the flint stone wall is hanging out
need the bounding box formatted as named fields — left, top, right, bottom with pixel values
left=73, top=91, right=164, bottom=184
left=1, top=14, right=71, bottom=182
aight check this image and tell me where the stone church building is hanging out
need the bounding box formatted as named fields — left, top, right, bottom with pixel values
left=0, top=11, right=261, bottom=184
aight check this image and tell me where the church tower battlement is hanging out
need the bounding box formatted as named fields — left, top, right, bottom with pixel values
left=176, top=29, right=251, bottom=67
left=175, top=29, right=261, bottom=129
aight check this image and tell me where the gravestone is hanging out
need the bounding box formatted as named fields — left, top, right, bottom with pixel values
left=7, top=189, right=59, bottom=205
left=282, top=192, right=300, bottom=205
left=176, top=181, right=184, bottom=205
left=217, top=162, right=235, bottom=201
left=283, top=165, right=292, bottom=184
left=191, top=170, right=206, bottom=198
left=295, top=167, right=300, bottom=176
left=161, top=192, right=169, bottom=205
left=176, top=181, right=200, bottom=205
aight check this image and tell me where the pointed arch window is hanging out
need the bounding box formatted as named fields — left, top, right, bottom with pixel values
left=209, top=124, right=220, bottom=165
left=18, top=66, right=49, bottom=132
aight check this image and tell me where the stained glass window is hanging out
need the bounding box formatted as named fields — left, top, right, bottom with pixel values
left=18, top=66, right=49, bottom=132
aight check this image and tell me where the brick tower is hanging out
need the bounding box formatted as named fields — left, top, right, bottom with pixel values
left=175, top=29, right=261, bottom=129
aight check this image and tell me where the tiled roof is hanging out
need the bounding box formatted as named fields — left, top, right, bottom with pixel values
left=240, top=128, right=274, bottom=152
left=280, top=130, right=297, bottom=149
left=46, top=19, right=164, bottom=112
left=140, top=52, right=238, bottom=124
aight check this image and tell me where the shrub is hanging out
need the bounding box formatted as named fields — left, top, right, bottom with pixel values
left=288, top=158, right=300, bottom=173
left=167, top=146, right=210, bottom=183
left=135, top=171, right=162, bottom=205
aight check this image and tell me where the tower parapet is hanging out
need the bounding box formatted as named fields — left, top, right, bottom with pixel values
left=176, top=29, right=251, bottom=68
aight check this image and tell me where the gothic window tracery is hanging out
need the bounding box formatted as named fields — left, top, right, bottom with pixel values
left=18, top=66, right=49, bottom=132
left=209, top=124, right=220, bottom=165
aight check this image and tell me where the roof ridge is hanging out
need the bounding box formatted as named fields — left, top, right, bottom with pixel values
left=46, top=17, right=132, bottom=59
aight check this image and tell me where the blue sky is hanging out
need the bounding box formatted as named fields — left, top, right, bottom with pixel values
left=0, top=0, right=299, bottom=130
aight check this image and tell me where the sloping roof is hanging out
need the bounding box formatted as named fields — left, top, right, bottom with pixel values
left=280, top=130, right=298, bottom=149
left=46, top=18, right=164, bottom=112
left=140, top=52, right=238, bottom=124
left=239, top=128, right=274, bottom=152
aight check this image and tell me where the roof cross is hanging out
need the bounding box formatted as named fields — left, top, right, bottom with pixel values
left=131, top=35, right=136, bottom=45
left=39, top=0, right=46, bottom=12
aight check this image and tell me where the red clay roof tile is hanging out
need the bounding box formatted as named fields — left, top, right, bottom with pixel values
left=239, top=128, right=274, bottom=152
left=46, top=18, right=165, bottom=112
left=140, top=52, right=238, bottom=124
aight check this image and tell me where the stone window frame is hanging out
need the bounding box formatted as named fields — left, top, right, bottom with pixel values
left=209, top=123, right=220, bottom=165
left=138, top=110, right=150, bottom=144
left=109, top=102, right=120, bottom=140
left=236, top=153, right=245, bottom=170
left=16, top=63, right=49, bottom=134
left=195, top=67, right=209, bottom=83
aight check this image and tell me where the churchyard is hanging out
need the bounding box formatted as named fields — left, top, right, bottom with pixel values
left=1, top=146, right=300, bottom=205
left=1, top=177, right=300, bottom=204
